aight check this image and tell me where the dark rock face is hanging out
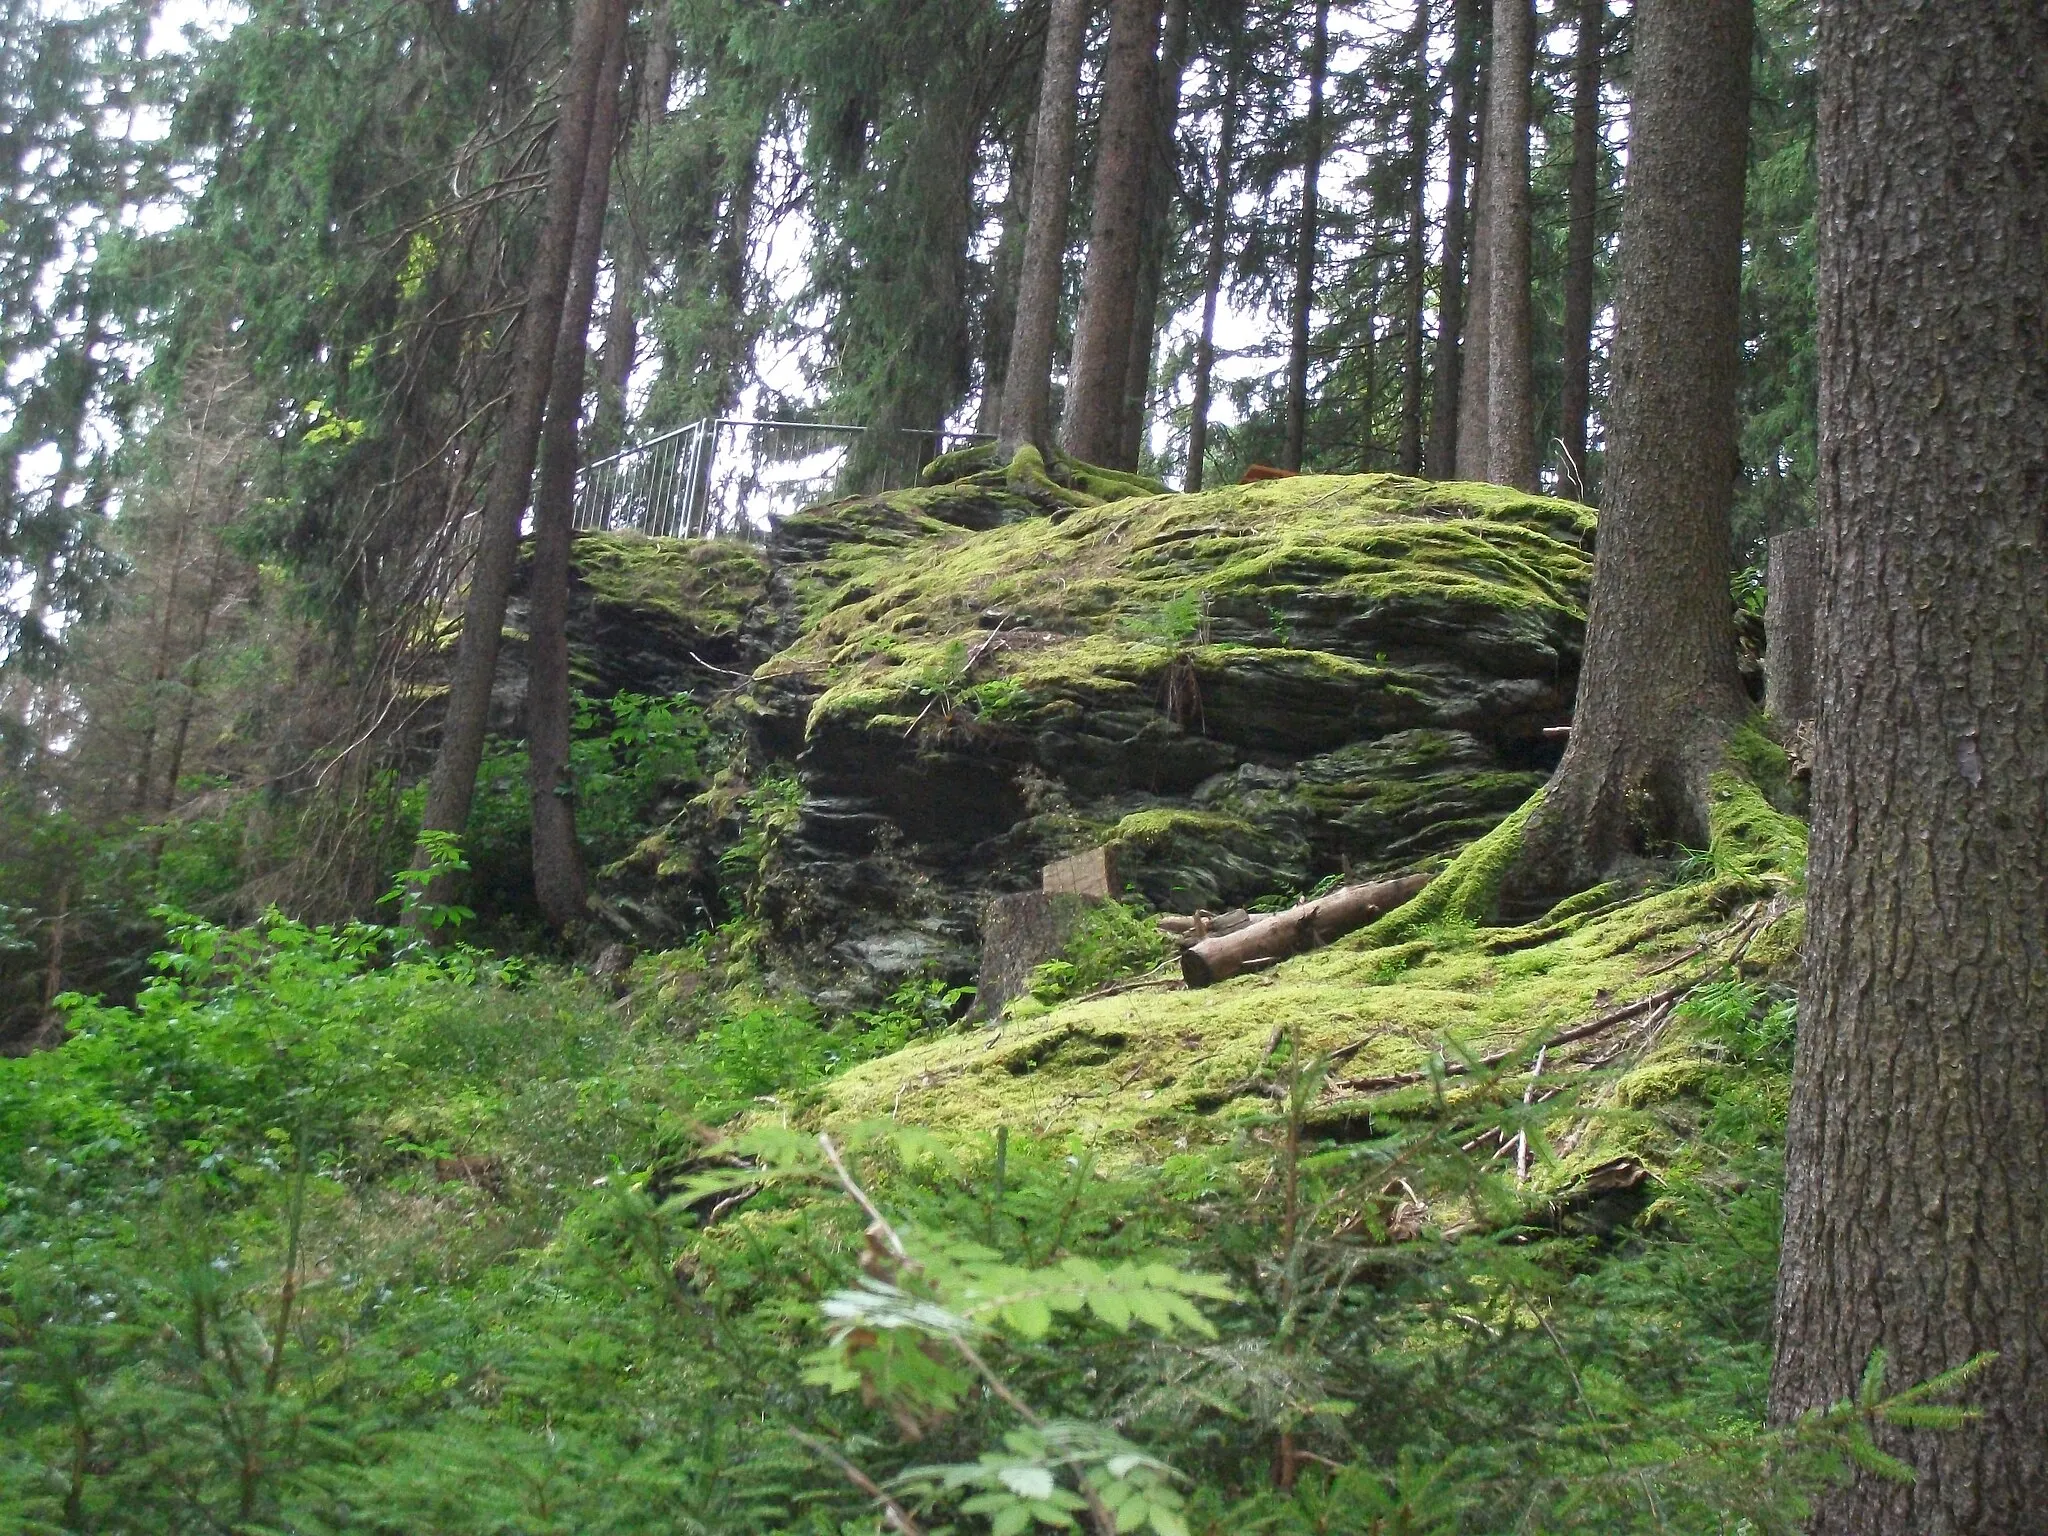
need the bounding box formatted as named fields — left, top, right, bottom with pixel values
left=493, top=533, right=776, bottom=734
left=690, top=472, right=1591, bottom=1002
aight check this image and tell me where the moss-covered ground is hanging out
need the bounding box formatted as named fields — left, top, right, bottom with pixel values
left=822, top=769, right=1804, bottom=1196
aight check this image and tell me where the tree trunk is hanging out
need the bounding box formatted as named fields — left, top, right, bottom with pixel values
left=593, top=5, right=674, bottom=456
left=977, top=109, right=1036, bottom=438
left=706, top=122, right=762, bottom=415
left=1454, top=52, right=1493, bottom=481
left=1184, top=51, right=1242, bottom=492
left=1060, top=0, right=1164, bottom=468
left=411, top=0, right=620, bottom=912
left=1482, top=0, right=1536, bottom=489
left=1397, top=0, right=1432, bottom=475
left=157, top=522, right=237, bottom=817
left=42, top=875, right=68, bottom=1014
left=998, top=0, right=1091, bottom=458
left=1762, top=525, right=1817, bottom=732
left=526, top=2, right=627, bottom=935
left=1427, top=0, right=1482, bottom=478
left=1500, top=0, right=1754, bottom=907
left=132, top=382, right=217, bottom=812
left=1770, top=7, right=2048, bottom=1531
left=1558, top=0, right=1605, bottom=500
left=1117, top=0, right=1190, bottom=471
left=1280, top=0, right=1331, bottom=473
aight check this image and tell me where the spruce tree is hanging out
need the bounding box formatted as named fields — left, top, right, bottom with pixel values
left=1279, top=0, right=1330, bottom=473
left=1558, top=0, right=1605, bottom=499
left=1183, top=45, right=1243, bottom=490
left=1396, top=0, right=1431, bottom=476
left=1771, top=5, right=2048, bottom=1529
left=1427, top=0, right=1482, bottom=478
left=1454, top=53, right=1493, bottom=480
left=1481, top=0, right=1535, bottom=489
left=528, top=6, right=629, bottom=935
left=1499, top=0, right=1754, bottom=903
left=1061, top=0, right=1165, bottom=468
left=997, top=0, right=1091, bottom=458
left=412, top=0, right=624, bottom=913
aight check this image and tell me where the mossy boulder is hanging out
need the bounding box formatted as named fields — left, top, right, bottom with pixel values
left=733, top=471, right=1590, bottom=999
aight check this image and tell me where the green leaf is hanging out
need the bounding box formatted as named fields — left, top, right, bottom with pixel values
left=1086, top=1289, right=1132, bottom=1329
left=1002, top=1295, right=1054, bottom=1339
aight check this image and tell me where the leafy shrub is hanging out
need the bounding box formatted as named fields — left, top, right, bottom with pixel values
left=1028, top=900, right=1173, bottom=1005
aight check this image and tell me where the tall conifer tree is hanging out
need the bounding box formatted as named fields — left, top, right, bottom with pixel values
left=527, top=5, right=629, bottom=934
left=1482, top=0, right=1535, bottom=489
left=1279, top=0, right=1331, bottom=472
left=1558, top=0, right=1606, bottom=499
left=412, top=0, right=625, bottom=911
left=1062, top=0, right=1166, bottom=468
left=998, top=0, right=1091, bottom=458
left=1500, top=0, right=1754, bottom=902
left=1771, top=5, right=2048, bottom=1529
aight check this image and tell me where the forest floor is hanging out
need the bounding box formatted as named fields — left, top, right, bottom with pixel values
left=0, top=741, right=1857, bottom=1534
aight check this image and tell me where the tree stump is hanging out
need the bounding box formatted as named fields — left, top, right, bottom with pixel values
left=973, top=891, right=1101, bottom=1021
left=1764, top=526, right=1820, bottom=729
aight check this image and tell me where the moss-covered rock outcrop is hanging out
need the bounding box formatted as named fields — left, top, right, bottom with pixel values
left=728, top=471, right=1591, bottom=999
left=494, top=532, right=776, bottom=729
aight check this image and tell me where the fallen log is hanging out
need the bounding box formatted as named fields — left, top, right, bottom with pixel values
left=1180, top=872, right=1434, bottom=989
left=1157, top=907, right=1251, bottom=943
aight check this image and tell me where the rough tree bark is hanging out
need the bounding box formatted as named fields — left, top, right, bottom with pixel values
left=1426, top=0, right=1482, bottom=478
left=1117, top=0, right=1190, bottom=471
left=1762, top=525, right=1817, bottom=732
left=1183, top=47, right=1242, bottom=492
left=1454, top=53, right=1492, bottom=481
left=526, top=3, right=627, bottom=934
left=1060, top=0, right=1165, bottom=468
left=1498, top=0, right=1754, bottom=907
left=1557, top=0, right=1604, bottom=500
left=412, top=0, right=620, bottom=905
left=998, top=0, right=1090, bottom=458
left=1279, top=0, right=1331, bottom=474
left=1769, top=6, right=2048, bottom=1531
left=1397, top=0, right=1432, bottom=475
left=1482, top=0, right=1535, bottom=490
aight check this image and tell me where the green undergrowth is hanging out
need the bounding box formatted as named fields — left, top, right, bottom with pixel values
left=8, top=777, right=1970, bottom=1533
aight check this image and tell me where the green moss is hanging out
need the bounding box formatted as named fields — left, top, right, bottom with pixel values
left=1725, top=715, right=1801, bottom=811
left=1742, top=905, right=1806, bottom=975
left=818, top=836, right=1751, bottom=1153
left=1110, top=808, right=1253, bottom=851
left=919, top=440, right=1171, bottom=506
left=1350, top=791, right=1541, bottom=946
left=1704, top=771, right=1808, bottom=888
left=1025, top=899, right=1174, bottom=1007
left=761, top=474, right=1594, bottom=752
left=571, top=531, right=768, bottom=633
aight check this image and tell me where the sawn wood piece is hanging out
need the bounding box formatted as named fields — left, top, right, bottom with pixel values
left=1180, top=872, right=1433, bottom=988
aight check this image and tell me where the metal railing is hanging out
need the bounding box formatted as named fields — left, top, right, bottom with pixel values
left=574, top=418, right=991, bottom=540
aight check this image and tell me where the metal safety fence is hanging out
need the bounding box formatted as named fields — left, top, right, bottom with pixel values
left=573, top=418, right=990, bottom=540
